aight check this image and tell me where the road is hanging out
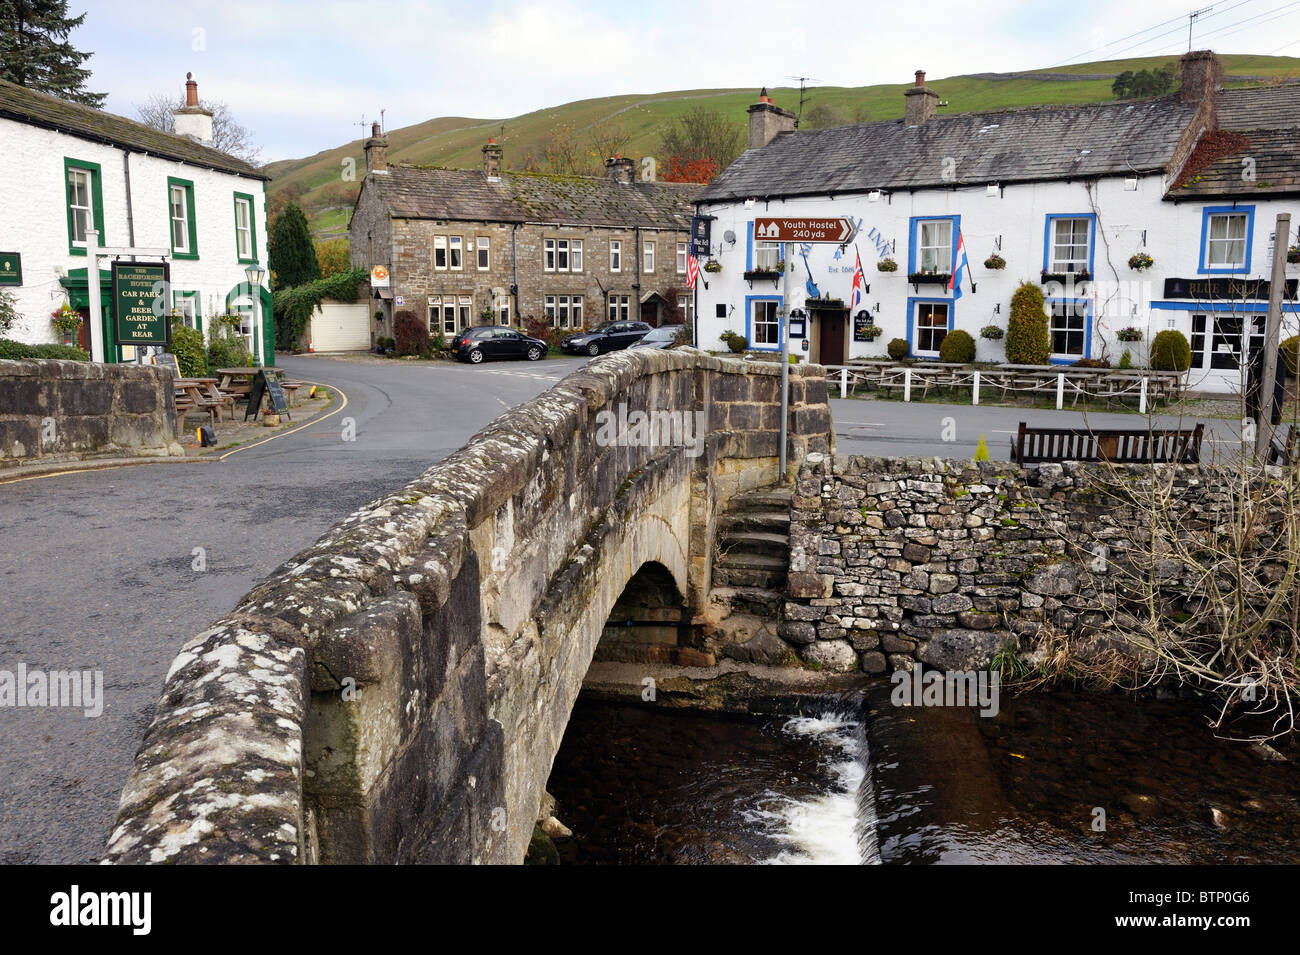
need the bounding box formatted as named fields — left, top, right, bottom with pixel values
left=0, top=352, right=1238, bottom=863
left=0, top=354, right=589, bottom=863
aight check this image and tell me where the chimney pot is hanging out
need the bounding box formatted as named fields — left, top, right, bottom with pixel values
left=365, top=125, right=390, bottom=175
left=605, top=155, right=635, bottom=185
left=185, top=72, right=199, bottom=107
left=915, top=70, right=926, bottom=87
left=173, top=73, right=213, bottom=144
left=904, top=71, right=939, bottom=126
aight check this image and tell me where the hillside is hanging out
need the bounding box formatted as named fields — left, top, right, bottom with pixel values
left=269, top=53, right=1300, bottom=240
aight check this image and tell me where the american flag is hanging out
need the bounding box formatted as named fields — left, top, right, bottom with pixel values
left=849, top=248, right=866, bottom=311
left=686, top=253, right=699, bottom=289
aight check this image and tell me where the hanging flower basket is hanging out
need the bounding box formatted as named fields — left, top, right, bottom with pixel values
left=703, top=259, right=722, bottom=273
left=1288, top=246, right=1300, bottom=265
left=1128, top=252, right=1154, bottom=271
left=877, top=257, right=899, bottom=273
left=51, top=303, right=82, bottom=343
left=983, top=254, right=1006, bottom=270
left=980, top=324, right=1004, bottom=341
left=861, top=325, right=883, bottom=341
left=1116, top=327, right=1143, bottom=342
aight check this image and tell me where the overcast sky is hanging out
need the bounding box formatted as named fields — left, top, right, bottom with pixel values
left=73, top=0, right=1300, bottom=162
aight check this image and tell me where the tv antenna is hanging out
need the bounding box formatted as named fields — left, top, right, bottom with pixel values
left=379, top=108, right=386, bottom=134
left=354, top=114, right=369, bottom=140
left=1188, top=4, right=1214, bottom=50
left=786, top=75, right=817, bottom=128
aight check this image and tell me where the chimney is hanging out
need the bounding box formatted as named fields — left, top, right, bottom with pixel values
left=605, top=154, right=635, bottom=184
left=172, top=72, right=214, bottom=145
left=1179, top=50, right=1223, bottom=107
left=482, top=138, right=503, bottom=181
left=904, top=69, right=939, bottom=127
left=747, top=87, right=796, bottom=149
left=365, top=121, right=389, bottom=175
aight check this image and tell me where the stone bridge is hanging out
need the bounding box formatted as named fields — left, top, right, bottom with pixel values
left=103, top=349, right=832, bottom=864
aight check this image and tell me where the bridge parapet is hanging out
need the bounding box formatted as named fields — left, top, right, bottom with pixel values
left=103, top=349, right=832, bottom=864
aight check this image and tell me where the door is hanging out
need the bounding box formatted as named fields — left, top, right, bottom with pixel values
left=310, top=303, right=371, bottom=352
left=1189, top=312, right=1262, bottom=394
left=499, top=329, right=525, bottom=357
left=818, top=311, right=846, bottom=365
left=76, top=307, right=91, bottom=351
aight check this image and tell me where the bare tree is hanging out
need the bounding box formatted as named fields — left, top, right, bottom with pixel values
left=658, top=106, right=743, bottom=173
left=134, top=92, right=263, bottom=166
left=587, top=120, right=632, bottom=163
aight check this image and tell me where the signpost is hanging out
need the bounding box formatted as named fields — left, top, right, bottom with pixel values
left=0, top=252, right=21, bottom=286
left=772, top=217, right=858, bottom=480
left=112, top=262, right=171, bottom=347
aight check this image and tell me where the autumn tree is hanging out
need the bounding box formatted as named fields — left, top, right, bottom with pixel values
left=658, top=106, right=743, bottom=183
left=134, top=92, right=263, bottom=164
left=0, top=0, right=104, bottom=105
left=315, top=238, right=351, bottom=278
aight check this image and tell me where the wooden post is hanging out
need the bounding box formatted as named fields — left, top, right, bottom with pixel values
left=1256, top=213, right=1291, bottom=463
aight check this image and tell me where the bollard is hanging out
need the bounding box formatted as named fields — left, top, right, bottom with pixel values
left=972, top=371, right=980, bottom=406
left=1056, top=373, right=1065, bottom=410
left=1140, top=376, right=1148, bottom=415
left=904, top=368, right=912, bottom=403
left=841, top=366, right=849, bottom=398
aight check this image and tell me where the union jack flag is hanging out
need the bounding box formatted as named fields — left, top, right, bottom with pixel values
left=686, top=253, right=699, bottom=289
left=849, top=248, right=866, bottom=311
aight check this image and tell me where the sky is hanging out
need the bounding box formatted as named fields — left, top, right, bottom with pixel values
left=71, top=0, right=1300, bottom=163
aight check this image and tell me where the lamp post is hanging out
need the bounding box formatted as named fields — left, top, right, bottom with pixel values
left=245, top=264, right=266, bottom=366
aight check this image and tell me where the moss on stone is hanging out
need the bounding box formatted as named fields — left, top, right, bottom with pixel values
left=524, top=825, right=560, bottom=864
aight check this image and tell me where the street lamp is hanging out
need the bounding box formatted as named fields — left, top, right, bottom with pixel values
left=245, top=264, right=266, bottom=366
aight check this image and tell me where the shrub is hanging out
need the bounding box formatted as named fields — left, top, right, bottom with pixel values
left=1282, top=336, right=1300, bottom=376
left=524, top=315, right=564, bottom=350
left=720, top=330, right=748, bottom=353
left=393, top=309, right=431, bottom=357
left=974, top=434, right=990, bottom=461
left=887, top=337, right=909, bottom=360
left=1072, top=357, right=1111, bottom=369
left=271, top=267, right=367, bottom=350
left=938, top=329, right=976, bottom=363
left=1005, top=281, right=1050, bottom=365
left=0, top=338, right=88, bottom=361
left=1149, top=329, right=1191, bottom=372
left=167, top=320, right=207, bottom=377
left=1119, top=349, right=1133, bottom=370
left=0, top=290, right=18, bottom=333
left=673, top=323, right=693, bottom=347
left=206, top=334, right=252, bottom=375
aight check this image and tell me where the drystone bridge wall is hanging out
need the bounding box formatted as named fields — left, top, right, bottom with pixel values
left=103, top=349, right=832, bottom=864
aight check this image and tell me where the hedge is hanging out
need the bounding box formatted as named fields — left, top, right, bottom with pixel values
left=0, top=339, right=89, bottom=361
left=938, top=329, right=976, bottom=363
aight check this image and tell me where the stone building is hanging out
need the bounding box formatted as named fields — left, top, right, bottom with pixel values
left=349, top=129, right=702, bottom=343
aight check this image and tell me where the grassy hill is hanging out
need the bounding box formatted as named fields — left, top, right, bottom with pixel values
left=270, top=53, right=1300, bottom=240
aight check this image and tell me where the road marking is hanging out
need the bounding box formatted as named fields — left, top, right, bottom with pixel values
left=218, top=379, right=349, bottom=461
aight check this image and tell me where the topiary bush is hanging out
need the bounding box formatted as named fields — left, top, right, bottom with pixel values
left=938, top=329, right=976, bottom=363
left=1149, top=329, right=1191, bottom=372
left=720, top=330, right=748, bottom=354
left=167, top=320, right=207, bottom=377
left=0, top=339, right=89, bottom=361
left=887, top=337, right=909, bottom=360
left=393, top=309, right=431, bottom=357
left=1005, top=281, right=1050, bottom=365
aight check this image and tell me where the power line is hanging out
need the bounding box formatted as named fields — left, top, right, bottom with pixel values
left=1082, top=0, right=1255, bottom=63
left=1049, top=1, right=1254, bottom=67
left=1045, top=10, right=1192, bottom=67
left=1187, top=0, right=1300, bottom=44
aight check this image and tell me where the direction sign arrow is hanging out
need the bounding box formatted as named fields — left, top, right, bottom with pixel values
left=753, top=217, right=856, bottom=244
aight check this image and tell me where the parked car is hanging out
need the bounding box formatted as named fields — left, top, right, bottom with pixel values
left=629, top=324, right=686, bottom=350
left=560, top=321, right=652, bottom=356
left=450, top=326, right=548, bottom=363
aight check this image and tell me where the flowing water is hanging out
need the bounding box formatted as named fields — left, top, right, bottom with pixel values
left=546, top=686, right=1300, bottom=865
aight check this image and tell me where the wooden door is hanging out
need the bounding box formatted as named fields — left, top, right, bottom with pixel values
left=76, top=307, right=91, bottom=351
left=819, top=312, right=846, bottom=365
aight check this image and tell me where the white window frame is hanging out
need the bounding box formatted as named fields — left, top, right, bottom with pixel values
left=476, top=236, right=490, bottom=271
left=457, top=294, right=472, bottom=327
left=170, top=183, right=191, bottom=255
left=1205, top=212, right=1248, bottom=270
left=754, top=239, right=780, bottom=270
left=571, top=239, right=583, bottom=272
left=556, top=239, right=570, bottom=272
left=608, top=294, right=630, bottom=322
left=442, top=298, right=457, bottom=335
left=449, top=236, right=464, bottom=271
left=913, top=301, right=950, bottom=355
left=173, top=291, right=198, bottom=328
left=917, top=219, right=952, bottom=274
left=433, top=235, right=448, bottom=271
left=644, top=241, right=655, bottom=273
left=610, top=240, right=622, bottom=273
left=752, top=299, right=779, bottom=348
left=68, top=167, right=92, bottom=245
left=496, top=296, right=511, bottom=325
left=676, top=241, right=687, bottom=274
left=677, top=295, right=693, bottom=322
left=427, top=296, right=441, bottom=333
left=1049, top=217, right=1091, bottom=274
left=572, top=294, right=584, bottom=327
left=234, top=197, right=253, bottom=261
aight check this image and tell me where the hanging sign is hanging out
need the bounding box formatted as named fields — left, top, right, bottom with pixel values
left=112, top=262, right=171, bottom=346
left=0, top=252, right=21, bottom=286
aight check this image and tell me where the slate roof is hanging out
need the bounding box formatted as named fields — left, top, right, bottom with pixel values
left=700, top=97, right=1199, bottom=202
left=1172, top=128, right=1300, bottom=198
left=368, top=165, right=701, bottom=229
left=0, top=78, right=266, bottom=179
left=1217, top=83, right=1300, bottom=130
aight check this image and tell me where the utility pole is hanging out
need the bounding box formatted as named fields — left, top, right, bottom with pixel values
left=779, top=248, right=790, bottom=480
left=1255, top=212, right=1291, bottom=463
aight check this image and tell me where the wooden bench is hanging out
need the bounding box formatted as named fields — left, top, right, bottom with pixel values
left=1010, top=421, right=1205, bottom=465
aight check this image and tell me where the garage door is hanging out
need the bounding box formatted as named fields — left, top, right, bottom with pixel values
left=310, top=303, right=370, bottom=352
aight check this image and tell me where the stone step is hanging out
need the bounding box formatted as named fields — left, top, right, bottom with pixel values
left=711, top=565, right=787, bottom=590
left=708, top=585, right=785, bottom=617
left=717, top=510, right=791, bottom=535
left=714, top=552, right=787, bottom=572
left=726, top=487, right=792, bottom=514
left=718, top=530, right=790, bottom=560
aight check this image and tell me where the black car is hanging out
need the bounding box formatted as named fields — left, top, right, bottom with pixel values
left=451, top=325, right=548, bottom=364
left=560, top=321, right=652, bottom=356
left=629, top=325, right=686, bottom=350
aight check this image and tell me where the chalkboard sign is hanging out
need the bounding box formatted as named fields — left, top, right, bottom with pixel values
left=152, top=353, right=180, bottom=379
left=244, top=370, right=290, bottom=421
left=853, top=311, right=875, bottom=342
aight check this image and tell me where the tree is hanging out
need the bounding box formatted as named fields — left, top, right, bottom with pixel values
left=268, top=203, right=320, bottom=290
left=1005, top=282, right=1050, bottom=365
left=586, top=120, right=632, bottom=165
left=658, top=107, right=743, bottom=183
left=1112, top=65, right=1176, bottom=100
left=802, top=104, right=847, bottom=130
left=315, top=238, right=351, bottom=278
left=134, top=92, right=263, bottom=164
left=0, top=0, right=104, bottom=105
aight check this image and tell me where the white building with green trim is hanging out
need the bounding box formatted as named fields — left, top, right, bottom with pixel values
left=0, top=74, right=273, bottom=364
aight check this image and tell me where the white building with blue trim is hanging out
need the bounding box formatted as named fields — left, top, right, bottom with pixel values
left=694, top=52, right=1299, bottom=394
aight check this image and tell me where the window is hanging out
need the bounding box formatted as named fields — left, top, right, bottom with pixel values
left=1202, top=209, right=1251, bottom=272
left=677, top=295, right=694, bottom=322
left=64, top=158, right=103, bottom=253
left=571, top=239, right=583, bottom=272
left=644, top=241, right=655, bottom=273
left=545, top=238, right=581, bottom=272
left=610, top=240, right=622, bottom=273
left=916, top=219, right=953, bottom=274
left=427, top=296, right=441, bottom=333
left=457, top=295, right=472, bottom=329
left=754, top=238, right=780, bottom=270
left=477, top=236, right=490, bottom=270
left=428, top=295, right=463, bottom=334
left=496, top=297, right=511, bottom=325
left=716, top=303, right=727, bottom=319
left=449, top=236, right=463, bottom=271
left=913, top=301, right=950, bottom=355
left=572, top=295, right=584, bottom=327
left=233, top=193, right=256, bottom=263
left=608, top=294, right=630, bottom=322
left=676, top=242, right=687, bottom=274
left=168, top=178, right=198, bottom=258
left=1046, top=215, right=1092, bottom=274
left=545, top=294, right=583, bottom=329
left=751, top=299, right=780, bottom=348
left=433, top=236, right=448, bottom=271
left=1048, top=299, right=1087, bottom=358
left=173, top=291, right=200, bottom=330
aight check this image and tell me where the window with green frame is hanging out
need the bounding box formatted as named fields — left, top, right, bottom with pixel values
left=64, top=157, right=105, bottom=255
left=233, top=192, right=258, bottom=263
left=168, top=177, right=199, bottom=259
left=172, top=290, right=202, bottom=332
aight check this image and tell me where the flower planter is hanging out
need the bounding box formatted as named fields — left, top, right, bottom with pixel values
left=1041, top=271, right=1091, bottom=285
left=743, top=269, right=782, bottom=286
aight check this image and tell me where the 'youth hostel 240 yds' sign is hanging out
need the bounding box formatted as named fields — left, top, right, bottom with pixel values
left=112, top=262, right=171, bottom=346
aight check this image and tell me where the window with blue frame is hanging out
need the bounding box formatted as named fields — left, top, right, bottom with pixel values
left=747, top=297, right=781, bottom=350
left=1046, top=298, right=1090, bottom=361
left=908, top=216, right=957, bottom=275
left=1199, top=206, right=1254, bottom=274
left=907, top=297, right=952, bottom=357
left=1043, top=214, right=1095, bottom=275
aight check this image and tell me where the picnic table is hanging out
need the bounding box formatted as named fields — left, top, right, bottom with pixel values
left=173, top=377, right=234, bottom=432
left=215, top=367, right=302, bottom=408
